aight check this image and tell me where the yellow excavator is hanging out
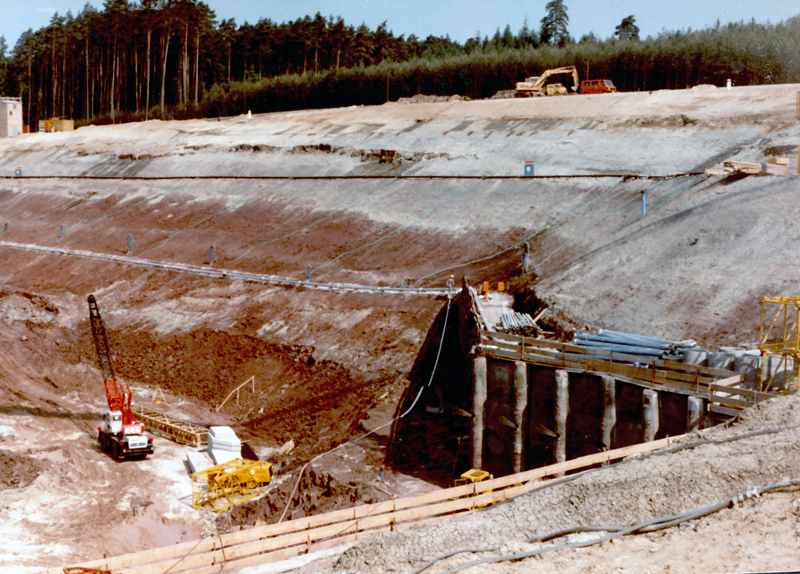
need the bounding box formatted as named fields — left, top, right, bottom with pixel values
left=515, top=66, right=579, bottom=97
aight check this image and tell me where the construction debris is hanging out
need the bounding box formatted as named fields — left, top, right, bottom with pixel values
left=765, top=156, right=792, bottom=176
left=705, top=160, right=762, bottom=175
left=278, top=438, right=295, bottom=456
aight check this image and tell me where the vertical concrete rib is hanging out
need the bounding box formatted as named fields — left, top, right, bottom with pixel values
left=601, top=375, right=616, bottom=452
left=472, top=356, right=487, bottom=469
left=643, top=389, right=660, bottom=442
left=686, top=396, right=704, bottom=432
left=513, top=361, right=528, bottom=473
left=555, top=370, right=569, bottom=468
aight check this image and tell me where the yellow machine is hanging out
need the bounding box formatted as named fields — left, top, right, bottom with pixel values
left=191, top=458, right=274, bottom=512
left=454, top=468, right=491, bottom=487
left=453, top=469, right=493, bottom=508
left=515, top=66, right=579, bottom=97
left=758, top=296, right=800, bottom=392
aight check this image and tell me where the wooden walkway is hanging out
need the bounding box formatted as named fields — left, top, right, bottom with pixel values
left=45, top=434, right=698, bottom=574
left=479, top=331, right=773, bottom=415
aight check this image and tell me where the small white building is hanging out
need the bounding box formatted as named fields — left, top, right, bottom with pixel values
left=0, top=97, right=24, bottom=137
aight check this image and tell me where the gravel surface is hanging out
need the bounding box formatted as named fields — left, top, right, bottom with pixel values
left=332, top=395, right=800, bottom=573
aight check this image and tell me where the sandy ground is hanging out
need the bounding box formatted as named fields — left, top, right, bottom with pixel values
left=0, top=84, right=798, bottom=572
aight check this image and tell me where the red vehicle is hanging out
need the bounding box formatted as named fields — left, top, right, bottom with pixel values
left=580, top=79, right=617, bottom=94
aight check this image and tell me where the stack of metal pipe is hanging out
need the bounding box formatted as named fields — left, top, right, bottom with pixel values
left=499, top=312, right=540, bottom=337
left=572, top=329, right=700, bottom=362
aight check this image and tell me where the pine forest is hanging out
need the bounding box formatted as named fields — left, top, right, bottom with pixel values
left=0, top=0, right=798, bottom=128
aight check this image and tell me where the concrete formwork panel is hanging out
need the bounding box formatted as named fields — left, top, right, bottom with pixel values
left=614, top=382, right=644, bottom=448
left=526, top=365, right=557, bottom=469
left=483, top=358, right=516, bottom=477
left=566, top=373, right=604, bottom=460
left=657, top=393, right=688, bottom=439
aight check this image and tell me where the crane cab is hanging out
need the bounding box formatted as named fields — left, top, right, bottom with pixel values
left=99, top=411, right=153, bottom=460
left=102, top=410, right=145, bottom=436
left=104, top=410, right=123, bottom=434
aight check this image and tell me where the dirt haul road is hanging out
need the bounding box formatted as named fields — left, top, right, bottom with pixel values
left=0, top=83, right=797, bottom=572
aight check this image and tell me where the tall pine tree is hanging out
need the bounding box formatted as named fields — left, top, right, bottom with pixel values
left=540, top=0, right=569, bottom=46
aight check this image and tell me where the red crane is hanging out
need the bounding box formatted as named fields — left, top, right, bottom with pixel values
left=88, top=295, right=153, bottom=460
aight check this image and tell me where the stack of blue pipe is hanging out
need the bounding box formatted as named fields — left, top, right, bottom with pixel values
left=572, top=329, right=700, bottom=362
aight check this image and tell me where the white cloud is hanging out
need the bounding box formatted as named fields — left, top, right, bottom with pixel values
left=35, top=7, right=55, bottom=13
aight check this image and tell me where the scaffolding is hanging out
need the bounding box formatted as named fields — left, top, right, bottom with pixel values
left=191, top=458, right=274, bottom=512
left=133, top=405, right=208, bottom=447
left=758, top=297, right=800, bottom=392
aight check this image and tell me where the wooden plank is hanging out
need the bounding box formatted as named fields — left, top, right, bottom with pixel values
left=113, top=487, right=521, bottom=574
left=476, top=434, right=686, bottom=492
left=709, top=384, right=773, bottom=402
left=482, top=346, right=730, bottom=392
left=164, top=513, right=457, bottom=574
left=766, top=163, right=791, bottom=176
left=484, top=347, right=713, bottom=397
left=102, top=442, right=687, bottom=574
left=583, top=357, right=706, bottom=389
left=712, top=375, right=744, bottom=387
left=51, top=429, right=690, bottom=574
left=48, top=435, right=700, bottom=574
left=709, top=395, right=753, bottom=409
left=724, top=161, right=761, bottom=174
left=57, top=480, right=491, bottom=573
left=483, top=332, right=734, bottom=381
left=709, top=404, right=741, bottom=417
left=151, top=546, right=304, bottom=574
left=654, top=358, right=739, bottom=379
left=174, top=511, right=463, bottom=574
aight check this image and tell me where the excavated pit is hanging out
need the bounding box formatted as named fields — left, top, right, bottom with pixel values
left=1, top=84, right=800, bottom=571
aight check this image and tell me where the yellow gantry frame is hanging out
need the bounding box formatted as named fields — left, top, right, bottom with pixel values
left=191, top=458, right=274, bottom=513
left=758, top=297, right=800, bottom=392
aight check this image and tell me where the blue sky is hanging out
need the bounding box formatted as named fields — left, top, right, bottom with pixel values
left=3, top=0, right=799, bottom=52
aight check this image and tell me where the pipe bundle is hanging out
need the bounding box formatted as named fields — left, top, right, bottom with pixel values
left=500, top=312, right=540, bottom=337
left=572, top=329, right=698, bottom=361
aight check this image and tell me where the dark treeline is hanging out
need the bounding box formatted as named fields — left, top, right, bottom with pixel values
left=0, top=0, right=798, bottom=127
